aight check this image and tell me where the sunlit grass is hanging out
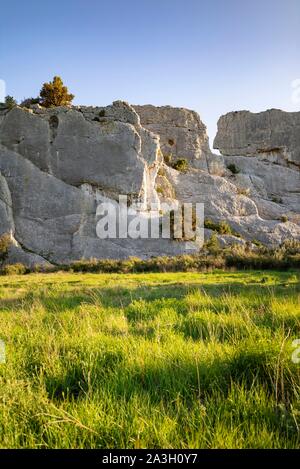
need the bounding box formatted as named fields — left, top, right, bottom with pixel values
left=0, top=270, right=299, bottom=448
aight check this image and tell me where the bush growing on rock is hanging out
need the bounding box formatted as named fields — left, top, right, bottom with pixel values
left=218, top=220, right=234, bottom=235
left=204, top=218, right=236, bottom=235
left=39, top=76, right=74, bottom=108
left=0, top=263, right=27, bottom=276
left=157, top=167, right=166, bottom=177
left=204, top=232, right=221, bottom=254
left=156, top=186, right=164, bottom=195
left=171, top=158, right=189, bottom=173
left=20, top=97, right=41, bottom=108
left=162, top=154, right=189, bottom=173
left=0, top=95, right=17, bottom=109
left=227, top=163, right=240, bottom=174
left=271, top=196, right=283, bottom=204
left=0, top=233, right=11, bottom=262
left=163, top=154, right=172, bottom=165
left=252, top=239, right=263, bottom=247
left=279, top=239, right=300, bottom=255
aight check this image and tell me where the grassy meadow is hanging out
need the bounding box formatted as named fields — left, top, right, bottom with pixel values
left=0, top=270, right=299, bottom=448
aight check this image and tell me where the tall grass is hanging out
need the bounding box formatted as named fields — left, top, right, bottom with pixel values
left=0, top=270, right=299, bottom=448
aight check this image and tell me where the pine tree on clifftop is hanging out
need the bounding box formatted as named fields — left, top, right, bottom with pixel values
left=39, top=76, right=74, bottom=108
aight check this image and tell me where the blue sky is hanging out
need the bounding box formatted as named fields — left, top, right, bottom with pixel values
left=1, top=0, right=299, bottom=145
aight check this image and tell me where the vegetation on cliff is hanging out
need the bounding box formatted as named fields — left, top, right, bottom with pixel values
left=39, top=76, right=74, bottom=108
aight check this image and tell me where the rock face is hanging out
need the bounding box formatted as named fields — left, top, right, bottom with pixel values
left=0, top=102, right=160, bottom=205
left=133, top=105, right=217, bottom=171
left=0, top=102, right=191, bottom=265
left=0, top=102, right=299, bottom=266
left=214, top=109, right=300, bottom=168
left=213, top=109, right=300, bottom=226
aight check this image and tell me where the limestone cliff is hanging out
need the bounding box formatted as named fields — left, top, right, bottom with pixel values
left=214, top=109, right=300, bottom=226
left=214, top=109, right=300, bottom=168
left=133, top=104, right=223, bottom=174
left=0, top=102, right=299, bottom=266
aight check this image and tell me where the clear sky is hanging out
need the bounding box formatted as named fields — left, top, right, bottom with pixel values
left=1, top=0, right=299, bottom=146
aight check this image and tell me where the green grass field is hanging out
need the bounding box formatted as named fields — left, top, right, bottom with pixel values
left=0, top=270, right=299, bottom=448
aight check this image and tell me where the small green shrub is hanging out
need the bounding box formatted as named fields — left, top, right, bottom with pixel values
left=20, top=97, right=41, bottom=108
left=252, top=239, right=263, bottom=247
left=2, top=95, right=17, bottom=109
left=280, top=215, right=289, bottom=223
left=163, top=154, right=172, bottom=165
left=157, top=167, right=166, bottom=177
left=204, top=219, right=234, bottom=235
left=219, top=221, right=234, bottom=235
left=227, top=163, right=240, bottom=174
left=163, top=154, right=189, bottom=173
left=0, top=233, right=11, bottom=261
left=204, top=219, right=221, bottom=232
left=204, top=233, right=221, bottom=254
left=278, top=239, right=300, bottom=255
left=271, top=196, right=283, bottom=204
left=1, top=263, right=27, bottom=276
left=171, top=158, right=189, bottom=173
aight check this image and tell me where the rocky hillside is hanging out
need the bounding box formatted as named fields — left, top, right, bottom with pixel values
left=0, top=102, right=299, bottom=266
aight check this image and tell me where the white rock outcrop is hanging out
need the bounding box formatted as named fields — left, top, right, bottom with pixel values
left=213, top=109, right=300, bottom=226
left=133, top=104, right=223, bottom=174
left=214, top=109, right=300, bottom=168
left=0, top=103, right=299, bottom=266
